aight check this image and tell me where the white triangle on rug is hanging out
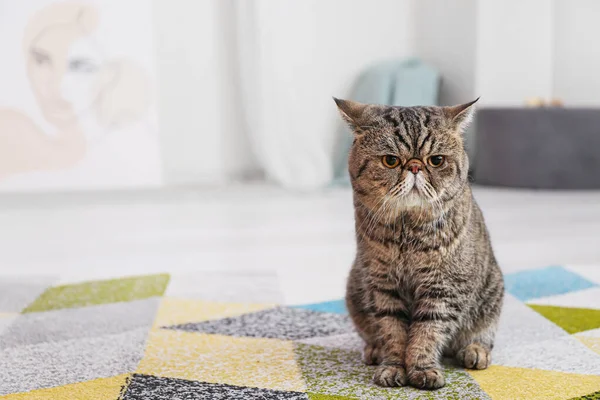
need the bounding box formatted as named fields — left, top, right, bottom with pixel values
left=280, top=264, right=348, bottom=306
left=165, top=270, right=284, bottom=303
left=526, top=287, right=600, bottom=309
left=576, top=328, right=600, bottom=338
left=493, top=335, right=600, bottom=375
left=564, top=265, right=600, bottom=285
left=0, top=314, right=16, bottom=335
left=494, top=294, right=569, bottom=353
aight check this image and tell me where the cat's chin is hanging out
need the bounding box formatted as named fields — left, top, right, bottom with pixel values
left=396, top=191, right=428, bottom=209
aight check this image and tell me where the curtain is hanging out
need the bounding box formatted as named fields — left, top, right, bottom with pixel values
left=235, top=1, right=334, bottom=190
left=233, top=0, right=413, bottom=190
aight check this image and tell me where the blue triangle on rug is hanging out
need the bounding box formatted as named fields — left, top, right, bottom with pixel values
left=291, top=299, right=347, bottom=314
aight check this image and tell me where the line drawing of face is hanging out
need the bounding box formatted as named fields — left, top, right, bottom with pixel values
left=0, top=2, right=154, bottom=180
left=24, top=3, right=151, bottom=132
left=61, top=36, right=107, bottom=117
left=26, top=7, right=101, bottom=128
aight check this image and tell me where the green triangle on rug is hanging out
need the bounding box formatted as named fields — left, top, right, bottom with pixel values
left=308, top=393, right=358, bottom=400
left=568, top=389, right=600, bottom=399
left=528, top=305, right=600, bottom=334
left=23, top=274, right=170, bottom=313
left=294, top=343, right=488, bottom=399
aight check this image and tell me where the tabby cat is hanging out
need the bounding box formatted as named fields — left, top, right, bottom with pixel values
left=335, top=98, right=504, bottom=390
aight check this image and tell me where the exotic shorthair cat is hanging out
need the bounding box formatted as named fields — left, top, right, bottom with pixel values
left=334, top=98, right=504, bottom=390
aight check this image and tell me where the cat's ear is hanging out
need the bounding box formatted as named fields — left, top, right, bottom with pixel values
left=333, top=97, right=369, bottom=134
left=444, top=97, right=479, bottom=132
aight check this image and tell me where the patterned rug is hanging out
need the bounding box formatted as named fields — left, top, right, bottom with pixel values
left=1, top=266, right=599, bottom=400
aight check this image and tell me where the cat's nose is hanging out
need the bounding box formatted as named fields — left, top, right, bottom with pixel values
left=406, top=159, right=423, bottom=174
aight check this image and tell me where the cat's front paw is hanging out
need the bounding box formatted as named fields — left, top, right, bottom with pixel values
left=363, top=343, right=382, bottom=365
left=456, top=343, right=491, bottom=370
left=373, top=364, right=407, bottom=387
left=407, top=367, right=445, bottom=390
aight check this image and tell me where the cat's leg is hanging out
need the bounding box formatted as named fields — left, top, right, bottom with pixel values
left=451, top=321, right=496, bottom=369
left=456, top=342, right=492, bottom=370
left=371, top=312, right=409, bottom=387
left=363, top=341, right=383, bottom=366
left=405, top=319, right=452, bottom=389
left=404, top=295, right=463, bottom=390
left=451, top=308, right=501, bottom=370
left=367, top=289, right=410, bottom=387
left=348, top=284, right=409, bottom=385
left=452, top=272, right=503, bottom=370
left=346, top=264, right=409, bottom=387
left=347, top=309, right=384, bottom=366
left=346, top=271, right=384, bottom=366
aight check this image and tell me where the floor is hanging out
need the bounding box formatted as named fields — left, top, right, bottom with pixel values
left=0, top=184, right=599, bottom=305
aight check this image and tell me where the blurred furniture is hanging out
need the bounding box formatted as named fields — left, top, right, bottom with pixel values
left=474, top=108, right=600, bottom=189
left=333, top=59, right=440, bottom=185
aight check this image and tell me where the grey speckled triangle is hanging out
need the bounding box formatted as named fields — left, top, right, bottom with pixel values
left=122, top=374, right=309, bottom=400
left=493, top=335, right=600, bottom=375
left=0, top=328, right=149, bottom=395
left=164, top=306, right=354, bottom=340
left=0, top=297, right=160, bottom=350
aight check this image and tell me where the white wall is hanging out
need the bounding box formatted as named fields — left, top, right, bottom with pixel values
left=474, top=0, right=600, bottom=107
left=414, top=0, right=600, bottom=108
left=412, top=0, right=477, bottom=106
left=411, top=0, right=479, bottom=156
left=155, top=0, right=600, bottom=186
left=153, top=0, right=220, bottom=185
left=553, top=0, right=600, bottom=106
left=475, top=0, right=555, bottom=106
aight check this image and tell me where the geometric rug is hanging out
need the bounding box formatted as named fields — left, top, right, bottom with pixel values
left=0, top=266, right=599, bottom=399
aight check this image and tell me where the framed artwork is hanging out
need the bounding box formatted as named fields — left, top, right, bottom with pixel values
left=0, top=0, right=162, bottom=190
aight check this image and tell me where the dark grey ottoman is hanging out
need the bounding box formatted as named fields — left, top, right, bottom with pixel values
left=473, top=108, right=600, bottom=189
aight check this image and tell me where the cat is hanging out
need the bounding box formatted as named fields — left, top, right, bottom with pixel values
left=334, top=97, right=504, bottom=390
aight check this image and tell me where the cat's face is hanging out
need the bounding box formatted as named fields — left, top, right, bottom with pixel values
left=335, top=98, right=477, bottom=212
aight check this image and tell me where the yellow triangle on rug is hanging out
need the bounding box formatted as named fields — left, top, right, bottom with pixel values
left=152, top=297, right=275, bottom=327
left=0, top=374, right=129, bottom=400
left=469, top=365, right=600, bottom=400
left=137, top=329, right=306, bottom=393
left=577, top=336, right=600, bottom=356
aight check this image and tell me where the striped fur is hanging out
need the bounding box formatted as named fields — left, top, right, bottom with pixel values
left=335, top=98, right=503, bottom=390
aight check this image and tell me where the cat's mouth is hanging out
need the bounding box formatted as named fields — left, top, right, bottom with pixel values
left=404, top=173, right=423, bottom=195
left=395, top=173, right=440, bottom=207
left=387, top=173, right=438, bottom=209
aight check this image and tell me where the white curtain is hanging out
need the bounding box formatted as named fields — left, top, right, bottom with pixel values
left=233, top=0, right=414, bottom=190
left=235, top=1, right=333, bottom=190
left=157, top=0, right=413, bottom=189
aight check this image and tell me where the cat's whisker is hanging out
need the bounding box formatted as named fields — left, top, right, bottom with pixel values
left=356, top=192, right=387, bottom=235
left=365, top=194, right=392, bottom=238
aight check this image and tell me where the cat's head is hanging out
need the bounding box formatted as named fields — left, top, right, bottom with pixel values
left=334, top=98, right=477, bottom=212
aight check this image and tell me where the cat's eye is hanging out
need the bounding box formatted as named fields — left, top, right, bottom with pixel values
left=428, top=155, right=445, bottom=167
left=382, top=155, right=400, bottom=168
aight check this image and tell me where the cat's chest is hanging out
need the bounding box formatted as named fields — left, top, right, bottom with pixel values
left=388, top=250, right=447, bottom=289
left=392, top=247, right=445, bottom=270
